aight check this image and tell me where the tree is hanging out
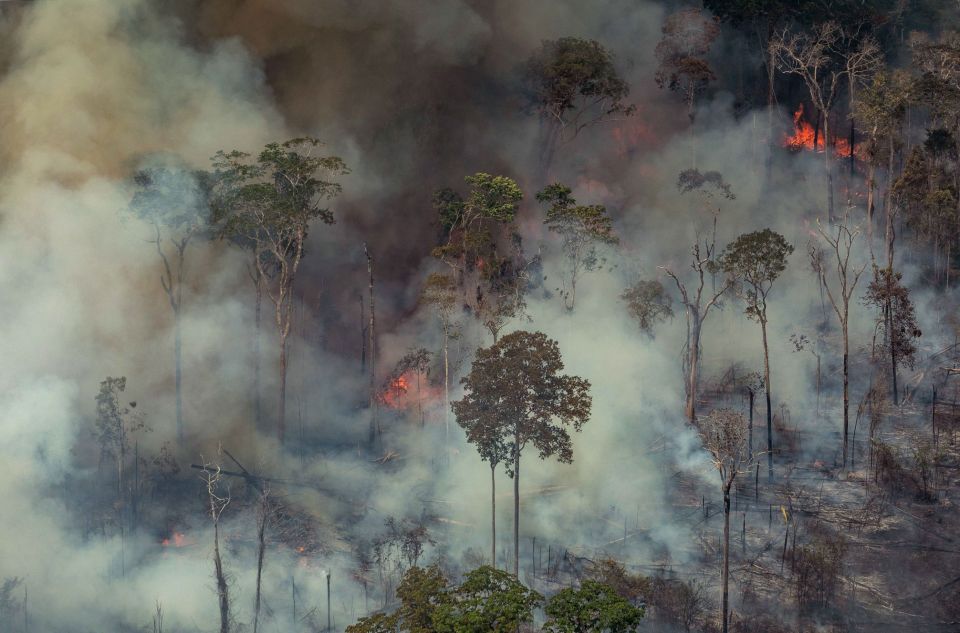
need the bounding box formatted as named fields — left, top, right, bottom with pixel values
left=93, top=377, right=148, bottom=514
left=211, top=138, right=348, bottom=443
left=389, top=348, right=433, bottom=426
left=543, top=580, right=645, bottom=633
left=131, top=166, right=208, bottom=442
left=696, top=409, right=754, bottom=633
left=199, top=454, right=231, bottom=633
left=771, top=21, right=882, bottom=220
left=433, top=566, right=542, bottom=633
left=863, top=266, right=921, bottom=405
left=422, top=273, right=460, bottom=453
left=721, top=228, right=793, bottom=481
left=432, top=173, right=529, bottom=341
left=395, top=565, right=450, bottom=633
left=453, top=331, right=592, bottom=575
left=537, top=183, right=619, bottom=310
left=523, top=37, right=634, bottom=178
left=809, top=213, right=867, bottom=467
left=621, top=279, right=674, bottom=337
left=655, top=8, right=720, bottom=139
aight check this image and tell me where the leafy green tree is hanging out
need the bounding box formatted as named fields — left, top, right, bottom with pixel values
left=523, top=37, right=634, bottom=177
left=537, top=183, right=619, bottom=310
left=433, top=566, right=542, bottom=633
left=453, top=331, right=592, bottom=575
left=621, top=280, right=674, bottom=337
left=543, top=580, right=645, bottom=633
left=396, top=565, right=450, bottom=633
left=211, top=138, right=347, bottom=442
left=721, top=228, right=793, bottom=480
left=131, top=165, right=209, bottom=442
left=346, top=612, right=399, bottom=633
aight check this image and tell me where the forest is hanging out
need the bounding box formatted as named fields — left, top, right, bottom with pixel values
left=0, top=0, right=959, bottom=631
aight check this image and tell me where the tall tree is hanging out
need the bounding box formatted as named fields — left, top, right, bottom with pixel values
left=863, top=266, right=921, bottom=405
left=211, top=138, right=347, bottom=443
left=421, top=273, right=460, bottom=454
left=770, top=21, right=882, bottom=220
left=697, top=409, right=754, bottom=633
left=536, top=183, right=619, bottom=310
left=721, top=228, right=793, bottom=481
left=131, top=166, right=208, bottom=442
left=523, top=37, right=634, bottom=179
left=809, top=212, right=867, bottom=467
left=453, top=331, right=592, bottom=575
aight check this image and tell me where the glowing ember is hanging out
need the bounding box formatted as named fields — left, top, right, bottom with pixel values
left=381, top=374, right=410, bottom=409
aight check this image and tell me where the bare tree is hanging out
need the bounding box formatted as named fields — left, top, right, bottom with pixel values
left=200, top=453, right=231, bottom=633
left=697, top=409, right=755, bottom=633
left=771, top=22, right=881, bottom=220
left=422, top=273, right=460, bottom=455
left=252, top=486, right=271, bottom=633
left=809, top=212, right=867, bottom=467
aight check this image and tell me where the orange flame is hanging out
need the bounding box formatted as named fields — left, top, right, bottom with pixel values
left=783, top=104, right=862, bottom=159
left=160, top=532, right=190, bottom=547
left=381, top=375, right=410, bottom=409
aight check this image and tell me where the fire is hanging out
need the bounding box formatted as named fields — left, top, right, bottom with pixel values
left=783, top=103, right=860, bottom=159
left=381, top=374, right=410, bottom=409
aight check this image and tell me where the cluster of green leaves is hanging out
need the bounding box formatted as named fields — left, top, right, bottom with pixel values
left=863, top=266, right=921, bottom=368
left=720, top=229, right=794, bottom=323
left=523, top=37, right=634, bottom=129
left=347, top=565, right=644, bottom=633
left=621, top=280, right=673, bottom=337
left=454, top=330, right=592, bottom=475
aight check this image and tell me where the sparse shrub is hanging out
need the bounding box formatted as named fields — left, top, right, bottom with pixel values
left=793, top=527, right=846, bottom=615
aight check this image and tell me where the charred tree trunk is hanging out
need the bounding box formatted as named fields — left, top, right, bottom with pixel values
left=842, top=319, right=851, bottom=468
left=762, top=318, right=773, bottom=482
left=513, top=446, right=520, bottom=577
left=253, top=494, right=267, bottom=633
left=490, top=463, right=497, bottom=569
left=253, top=269, right=262, bottom=432
left=278, top=332, right=288, bottom=444
left=721, top=485, right=731, bottom=633
left=686, top=317, right=702, bottom=422
left=748, top=389, right=754, bottom=456
left=365, top=244, right=378, bottom=447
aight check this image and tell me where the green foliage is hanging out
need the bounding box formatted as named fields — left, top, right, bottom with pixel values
left=621, top=280, right=674, bottom=337
left=345, top=612, right=399, bottom=633
left=433, top=566, right=542, bottom=633
left=93, top=377, right=148, bottom=462
left=396, top=565, right=450, bottom=633
left=537, top=183, right=618, bottom=308
left=720, top=229, right=793, bottom=323
left=543, top=580, right=645, bottom=633
left=453, top=330, right=592, bottom=474
left=523, top=37, right=634, bottom=132
left=863, top=266, right=921, bottom=369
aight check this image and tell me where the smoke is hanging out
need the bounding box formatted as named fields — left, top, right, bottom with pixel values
left=0, top=0, right=944, bottom=630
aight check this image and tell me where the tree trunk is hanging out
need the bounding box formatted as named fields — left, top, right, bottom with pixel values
left=366, top=245, right=377, bottom=447
left=254, top=271, right=262, bottom=431
left=721, top=486, right=731, bottom=633
left=278, top=333, right=287, bottom=444
left=174, top=308, right=183, bottom=443
left=490, top=464, right=497, bottom=569
left=443, top=334, right=450, bottom=458
left=842, top=320, right=850, bottom=468
left=253, top=504, right=267, bottom=633
left=686, top=318, right=702, bottom=422
left=748, top=390, right=754, bottom=456
left=214, top=522, right=230, bottom=633
left=513, top=448, right=520, bottom=576
left=824, top=118, right=834, bottom=221
left=889, top=301, right=899, bottom=406
left=885, top=135, right=896, bottom=269
left=762, top=318, right=773, bottom=481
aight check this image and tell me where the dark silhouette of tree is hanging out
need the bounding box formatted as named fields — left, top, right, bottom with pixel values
left=523, top=37, right=634, bottom=178
left=721, top=228, right=793, bottom=480
left=864, top=266, right=921, bottom=405
left=453, top=331, right=592, bottom=575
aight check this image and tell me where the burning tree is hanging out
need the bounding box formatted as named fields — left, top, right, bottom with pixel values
left=696, top=408, right=755, bottom=633
left=211, top=138, right=348, bottom=443
left=131, top=165, right=209, bottom=442
left=452, top=330, right=592, bottom=575
left=770, top=21, right=882, bottom=220
left=536, top=183, right=619, bottom=311
left=523, top=37, right=634, bottom=178
left=721, top=228, right=794, bottom=480
left=863, top=266, right=921, bottom=405
left=809, top=212, right=868, bottom=467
